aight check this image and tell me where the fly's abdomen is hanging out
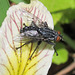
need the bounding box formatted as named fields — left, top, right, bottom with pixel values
left=24, top=30, right=39, bottom=37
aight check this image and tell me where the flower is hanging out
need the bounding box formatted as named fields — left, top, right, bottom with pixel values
left=0, top=0, right=54, bottom=75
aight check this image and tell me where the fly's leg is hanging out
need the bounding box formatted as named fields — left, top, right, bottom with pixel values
left=53, top=45, right=58, bottom=56
left=31, top=21, right=38, bottom=28
left=16, top=40, right=35, bottom=50
left=44, top=22, right=48, bottom=27
left=45, top=40, right=58, bottom=56
left=29, top=41, right=42, bottom=60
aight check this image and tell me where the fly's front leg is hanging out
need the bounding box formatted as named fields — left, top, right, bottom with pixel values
left=53, top=45, right=58, bottom=56
left=45, top=40, right=58, bottom=56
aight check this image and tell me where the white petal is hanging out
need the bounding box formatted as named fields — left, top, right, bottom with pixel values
left=0, top=1, right=54, bottom=75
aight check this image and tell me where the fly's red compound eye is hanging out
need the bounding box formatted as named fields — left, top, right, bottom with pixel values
left=57, top=31, right=61, bottom=35
left=56, top=36, right=61, bottom=42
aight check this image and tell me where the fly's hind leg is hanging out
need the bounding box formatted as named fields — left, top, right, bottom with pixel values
left=29, top=41, right=42, bottom=60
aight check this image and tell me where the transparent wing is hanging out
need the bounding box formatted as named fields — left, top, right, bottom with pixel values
left=13, top=32, right=43, bottom=43
left=21, top=9, right=48, bottom=28
left=13, top=34, right=32, bottom=43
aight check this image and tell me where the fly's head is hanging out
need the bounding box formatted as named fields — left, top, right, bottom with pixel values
left=20, top=23, right=29, bottom=33
left=55, top=31, right=63, bottom=42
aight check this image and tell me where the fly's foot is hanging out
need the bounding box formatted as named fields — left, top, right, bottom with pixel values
left=56, top=52, right=58, bottom=56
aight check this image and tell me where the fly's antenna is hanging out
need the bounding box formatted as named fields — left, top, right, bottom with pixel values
left=23, top=23, right=27, bottom=27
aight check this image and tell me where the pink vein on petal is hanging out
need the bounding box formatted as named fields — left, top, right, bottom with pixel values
left=33, top=7, right=36, bottom=16
left=43, top=15, right=46, bottom=22
left=44, top=50, right=49, bottom=57
left=20, top=15, right=23, bottom=28
left=23, top=44, right=49, bottom=74
left=31, top=51, right=50, bottom=75
left=17, top=14, right=23, bottom=75
left=24, top=50, right=49, bottom=74
left=25, top=8, right=27, bottom=11
left=25, top=8, right=30, bottom=12
left=29, top=43, right=33, bottom=57
left=7, top=19, right=13, bottom=35
left=7, top=19, right=16, bottom=49
left=4, top=25, right=13, bottom=49
left=21, top=43, right=33, bottom=75
left=41, top=14, right=44, bottom=21
left=33, top=7, right=37, bottom=22
left=0, top=64, right=11, bottom=75
left=37, top=10, right=40, bottom=18
left=4, top=18, right=19, bottom=64
left=10, top=13, right=19, bottom=32
left=15, top=11, right=23, bottom=28
left=32, top=63, right=46, bottom=75
left=15, top=11, right=21, bottom=21
left=29, top=7, right=33, bottom=13
left=32, top=44, right=47, bottom=59
left=17, top=43, right=22, bottom=75
left=2, top=39, right=15, bottom=75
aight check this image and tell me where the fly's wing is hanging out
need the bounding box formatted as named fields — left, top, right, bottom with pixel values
left=21, top=9, right=48, bottom=28
left=13, top=34, right=32, bottom=43
left=13, top=30, right=43, bottom=43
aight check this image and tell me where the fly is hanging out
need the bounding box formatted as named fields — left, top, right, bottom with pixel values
left=14, top=10, right=63, bottom=59
left=14, top=21, right=63, bottom=60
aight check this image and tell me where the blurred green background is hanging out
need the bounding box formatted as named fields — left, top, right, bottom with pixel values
left=0, top=0, right=75, bottom=66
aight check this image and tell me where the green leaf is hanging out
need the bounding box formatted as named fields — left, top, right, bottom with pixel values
left=39, top=0, right=74, bottom=12
left=0, top=0, right=10, bottom=26
left=52, top=8, right=75, bottom=25
left=52, top=48, right=68, bottom=65
left=63, top=33, right=75, bottom=50
left=55, top=42, right=66, bottom=50
left=39, top=0, right=75, bottom=25
left=10, top=0, right=30, bottom=4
